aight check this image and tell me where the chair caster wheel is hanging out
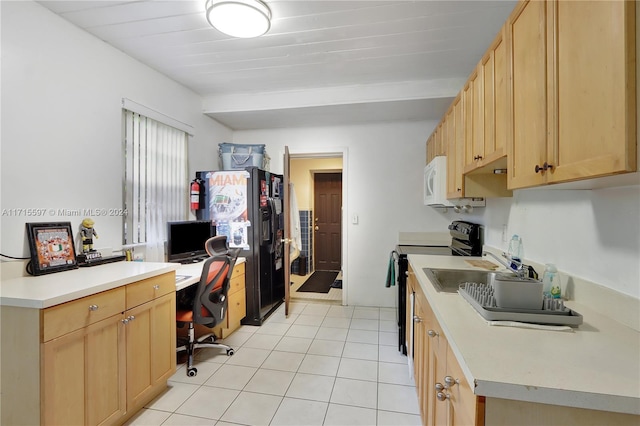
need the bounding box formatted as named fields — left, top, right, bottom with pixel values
left=187, top=368, right=197, bottom=377
left=227, top=349, right=234, bottom=356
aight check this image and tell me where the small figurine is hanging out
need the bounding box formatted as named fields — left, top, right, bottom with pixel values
left=80, top=218, right=99, bottom=253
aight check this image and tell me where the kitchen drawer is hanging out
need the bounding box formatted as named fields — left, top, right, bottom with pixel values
left=126, top=273, right=174, bottom=309
left=43, top=287, right=125, bottom=342
left=228, top=274, right=245, bottom=295
left=231, top=263, right=245, bottom=278
left=229, top=288, right=246, bottom=323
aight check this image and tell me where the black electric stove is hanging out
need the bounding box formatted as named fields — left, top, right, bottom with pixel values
left=396, top=221, right=483, bottom=354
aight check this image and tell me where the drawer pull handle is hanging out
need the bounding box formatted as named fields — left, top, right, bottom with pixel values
left=435, top=382, right=445, bottom=392
left=413, top=316, right=422, bottom=323
left=128, top=315, right=135, bottom=321
left=427, top=329, right=438, bottom=337
left=153, top=285, right=160, bottom=290
left=436, top=391, right=450, bottom=402
left=89, top=304, right=99, bottom=311
left=122, top=318, right=129, bottom=324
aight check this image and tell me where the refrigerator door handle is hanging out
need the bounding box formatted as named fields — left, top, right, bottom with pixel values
left=267, top=198, right=276, bottom=253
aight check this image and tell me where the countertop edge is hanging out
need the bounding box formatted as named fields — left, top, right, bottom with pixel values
left=0, top=262, right=179, bottom=309
left=476, top=380, right=640, bottom=416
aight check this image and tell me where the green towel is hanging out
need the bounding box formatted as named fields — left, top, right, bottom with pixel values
left=385, top=251, right=397, bottom=287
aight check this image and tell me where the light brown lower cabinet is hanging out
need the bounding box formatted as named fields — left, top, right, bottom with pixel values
left=42, top=310, right=126, bottom=425
left=2, top=272, right=176, bottom=426
left=213, top=262, right=246, bottom=338
left=125, top=291, right=176, bottom=413
left=408, top=265, right=484, bottom=426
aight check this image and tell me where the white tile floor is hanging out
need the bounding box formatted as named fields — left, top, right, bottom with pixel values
left=125, top=301, right=419, bottom=426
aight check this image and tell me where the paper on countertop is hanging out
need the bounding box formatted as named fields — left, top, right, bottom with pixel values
left=488, top=320, right=574, bottom=332
left=465, top=259, right=499, bottom=270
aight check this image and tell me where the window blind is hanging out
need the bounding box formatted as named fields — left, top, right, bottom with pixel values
left=123, top=110, right=188, bottom=252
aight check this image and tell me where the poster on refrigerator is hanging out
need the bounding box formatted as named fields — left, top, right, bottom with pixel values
left=205, top=170, right=251, bottom=250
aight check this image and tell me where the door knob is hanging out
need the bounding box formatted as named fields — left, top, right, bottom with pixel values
left=315, top=226, right=319, bottom=231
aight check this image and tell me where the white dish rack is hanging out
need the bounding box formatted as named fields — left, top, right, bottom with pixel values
left=458, top=282, right=583, bottom=327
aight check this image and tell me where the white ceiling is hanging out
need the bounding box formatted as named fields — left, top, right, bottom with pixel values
left=38, top=0, right=517, bottom=130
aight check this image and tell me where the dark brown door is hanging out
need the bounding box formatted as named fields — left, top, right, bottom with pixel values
left=313, top=172, right=342, bottom=271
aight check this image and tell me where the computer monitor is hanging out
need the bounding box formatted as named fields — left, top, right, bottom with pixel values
left=166, top=220, right=214, bottom=263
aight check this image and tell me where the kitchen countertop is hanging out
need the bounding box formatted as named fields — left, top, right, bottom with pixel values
left=409, top=254, right=640, bottom=415
left=0, top=257, right=248, bottom=309
left=175, top=257, right=246, bottom=291
left=0, top=261, right=179, bottom=309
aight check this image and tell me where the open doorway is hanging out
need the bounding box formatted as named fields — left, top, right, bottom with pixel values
left=288, top=155, right=344, bottom=303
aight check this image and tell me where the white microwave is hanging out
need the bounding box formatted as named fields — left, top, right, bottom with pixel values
left=423, top=156, right=485, bottom=208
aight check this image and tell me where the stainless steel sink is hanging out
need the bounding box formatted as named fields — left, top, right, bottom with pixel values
left=422, top=268, right=511, bottom=293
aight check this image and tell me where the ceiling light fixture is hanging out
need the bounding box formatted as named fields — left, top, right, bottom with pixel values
left=205, top=0, right=272, bottom=38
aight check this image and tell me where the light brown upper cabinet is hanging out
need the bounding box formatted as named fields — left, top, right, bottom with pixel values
left=463, top=27, right=509, bottom=173
left=426, top=122, right=447, bottom=165
left=437, top=122, right=446, bottom=157
left=463, top=74, right=477, bottom=171
left=462, top=27, right=512, bottom=198
left=447, top=95, right=464, bottom=199
left=508, top=0, right=637, bottom=190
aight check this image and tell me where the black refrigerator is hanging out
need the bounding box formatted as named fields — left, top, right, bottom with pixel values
left=195, top=167, right=285, bottom=325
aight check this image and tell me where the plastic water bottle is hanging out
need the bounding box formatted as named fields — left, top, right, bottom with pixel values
left=542, top=264, right=560, bottom=299
left=507, top=235, right=523, bottom=269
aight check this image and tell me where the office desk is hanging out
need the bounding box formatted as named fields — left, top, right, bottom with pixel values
left=174, top=257, right=246, bottom=291
left=175, top=257, right=247, bottom=339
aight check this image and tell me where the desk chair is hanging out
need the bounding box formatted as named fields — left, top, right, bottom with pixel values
left=176, top=236, right=239, bottom=377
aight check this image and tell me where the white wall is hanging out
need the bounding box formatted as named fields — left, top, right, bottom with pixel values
left=459, top=186, right=640, bottom=299
left=0, top=1, right=232, bottom=258
left=234, top=121, right=452, bottom=307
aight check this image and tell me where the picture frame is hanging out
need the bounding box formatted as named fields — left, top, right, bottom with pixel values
left=25, top=222, right=79, bottom=275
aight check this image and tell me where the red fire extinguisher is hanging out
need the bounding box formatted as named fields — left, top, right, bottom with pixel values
left=190, top=178, right=203, bottom=210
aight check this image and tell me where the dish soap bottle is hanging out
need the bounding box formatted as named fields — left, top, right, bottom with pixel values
left=542, top=264, right=560, bottom=299
left=507, top=235, right=523, bottom=270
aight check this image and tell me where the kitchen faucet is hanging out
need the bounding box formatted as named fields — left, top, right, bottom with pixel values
left=483, top=251, right=530, bottom=278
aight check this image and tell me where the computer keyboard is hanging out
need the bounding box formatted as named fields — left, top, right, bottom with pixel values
left=78, top=255, right=126, bottom=267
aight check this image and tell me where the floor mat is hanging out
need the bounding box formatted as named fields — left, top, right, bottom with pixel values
left=297, top=271, right=339, bottom=293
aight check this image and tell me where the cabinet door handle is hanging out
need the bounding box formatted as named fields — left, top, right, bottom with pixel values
left=435, top=382, right=445, bottom=391
left=127, top=315, right=135, bottom=321
left=444, top=376, right=459, bottom=388
left=427, top=329, right=438, bottom=337
left=153, top=285, right=160, bottom=290
left=89, top=304, right=99, bottom=311
left=122, top=318, right=129, bottom=324
left=535, top=162, right=555, bottom=173
left=413, top=316, right=422, bottom=323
